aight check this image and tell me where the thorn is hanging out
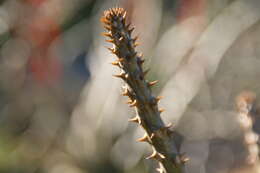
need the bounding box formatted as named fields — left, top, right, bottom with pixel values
left=102, top=32, right=112, bottom=38
left=107, top=47, right=115, bottom=53
left=146, top=149, right=157, bottom=160
left=103, top=20, right=111, bottom=26
left=129, top=27, right=134, bottom=35
left=125, top=73, right=129, bottom=79
left=100, top=18, right=110, bottom=25
left=111, top=9, right=116, bottom=16
left=119, top=37, right=123, bottom=41
left=162, top=123, right=173, bottom=131
left=134, top=42, right=139, bottom=47
left=123, top=11, right=127, bottom=19
left=150, top=133, right=155, bottom=139
left=156, top=96, right=163, bottom=103
left=179, top=153, right=189, bottom=164
left=137, top=133, right=150, bottom=143
left=118, top=58, right=125, bottom=62
left=103, top=19, right=111, bottom=25
left=128, top=116, right=140, bottom=124
left=111, top=61, right=120, bottom=66
left=104, top=25, right=111, bottom=31
left=100, top=17, right=106, bottom=22
left=166, top=123, right=173, bottom=128
left=129, top=99, right=137, bottom=107
left=122, top=16, right=126, bottom=24
left=122, top=88, right=130, bottom=96
left=148, top=80, right=158, bottom=87
left=106, top=39, right=114, bottom=43
left=181, top=156, right=190, bottom=163
left=126, top=99, right=132, bottom=104
left=113, top=73, right=126, bottom=79
left=146, top=149, right=165, bottom=161
left=156, top=168, right=164, bottom=173
left=126, top=23, right=131, bottom=29
left=159, top=108, right=165, bottom=113
left=158, top=153, right=166, bottom=159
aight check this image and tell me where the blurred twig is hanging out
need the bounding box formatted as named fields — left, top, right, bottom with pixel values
left=160, top=0, right=260, bottom=124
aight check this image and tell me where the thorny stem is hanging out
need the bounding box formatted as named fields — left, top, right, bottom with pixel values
left=101, top=7, right=187, bottom=173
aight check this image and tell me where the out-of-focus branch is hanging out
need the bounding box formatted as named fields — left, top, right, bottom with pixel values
left=236, top=91, right=259, bottom=165
left=160, top=0, right=260, bottom=124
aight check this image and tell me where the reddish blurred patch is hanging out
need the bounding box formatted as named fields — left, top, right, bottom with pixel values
left=177, top=0, right=207, bottom=22
left=29, top=53, right=62, bottom=85
left=26, top=17, right=60, bottom=48
left=22, top=0, right=63, bottom=86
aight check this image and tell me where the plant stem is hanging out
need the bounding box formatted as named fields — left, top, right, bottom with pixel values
left=101, top=7, right=187, bottom=173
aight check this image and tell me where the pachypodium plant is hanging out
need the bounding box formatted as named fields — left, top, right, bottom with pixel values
left=101, top=7, right=188, bottom=173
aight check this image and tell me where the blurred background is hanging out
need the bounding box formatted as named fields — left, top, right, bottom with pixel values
left=1, top=0, right=260, bottom=173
